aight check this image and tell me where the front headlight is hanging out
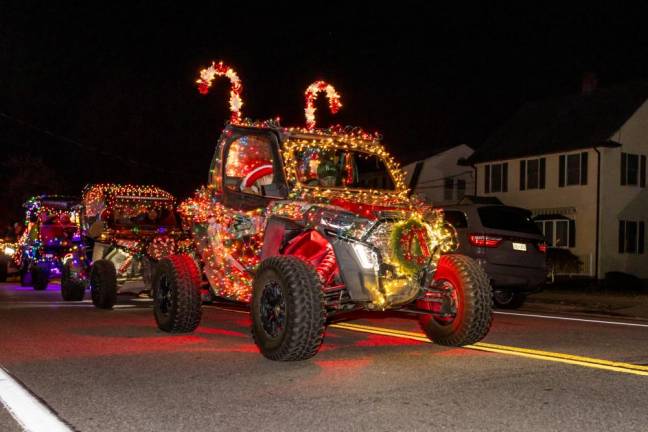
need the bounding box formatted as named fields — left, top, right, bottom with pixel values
left=3, top=246, right=15, bottom=257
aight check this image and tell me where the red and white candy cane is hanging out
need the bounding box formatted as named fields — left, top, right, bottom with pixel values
left=305, top=81, right=342, bottom=130
left=196, top=61, right=243, bottom=123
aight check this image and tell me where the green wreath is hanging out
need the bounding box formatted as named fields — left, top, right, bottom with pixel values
left=390, top=218, right=431, bottom=275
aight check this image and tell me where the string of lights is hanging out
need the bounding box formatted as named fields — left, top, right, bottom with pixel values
left=304, top=81, right=342, bottom=130
left=196, top=60, right=243, bottom=123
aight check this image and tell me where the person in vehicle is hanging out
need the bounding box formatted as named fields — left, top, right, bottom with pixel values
left=240, top=160, right=274, bottom=195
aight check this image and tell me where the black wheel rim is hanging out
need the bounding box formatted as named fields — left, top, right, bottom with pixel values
left=433, top=279, right=459, bottom=325
left=493, top=290, right=514, bottom=305
left=156, top=274, right=173, bottom=316
left=259, top=280, right=286, bottom=338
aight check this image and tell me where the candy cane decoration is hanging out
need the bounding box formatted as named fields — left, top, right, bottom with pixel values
left=305, top=81, right=342, bottom=130
left=196, top=60, right=243, bottom=123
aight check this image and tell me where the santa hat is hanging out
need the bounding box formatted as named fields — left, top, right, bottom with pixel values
left=241, top=163, right=274, bottom=189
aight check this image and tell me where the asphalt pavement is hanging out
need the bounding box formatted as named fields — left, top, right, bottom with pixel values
left=0, top=281, right=647, bottom=432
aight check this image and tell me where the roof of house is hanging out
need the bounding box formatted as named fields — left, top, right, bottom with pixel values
left=402, top=144, right=474, bottom=168
left=467, top=81, right=648, bottom=164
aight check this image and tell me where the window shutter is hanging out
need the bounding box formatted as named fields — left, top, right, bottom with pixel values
left=559, top=155, right=565, bottom=187
left=485, top=165, right=491, bottom=193
left=580, top=152, right=588, bottom=185
left=539, top=158, right=546, bottom=189
left=621, top=153, right=627, bottom=186
left=569, top=219, right=576, bottom=248
left=503, top=163, right=508, bottom=192
left=619, top=221, right=625, bottom=254
left=641, top=155, right=646, bottom=188
left=519, top=160, right=526, bottom=190
left=640, top=221, right=645, bottom=254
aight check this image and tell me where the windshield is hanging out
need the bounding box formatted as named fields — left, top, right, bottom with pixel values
left=294, top=147, right=396, bottom=190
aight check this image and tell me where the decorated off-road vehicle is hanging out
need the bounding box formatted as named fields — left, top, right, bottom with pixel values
left=16, top=195, right=82, bottom=290
left=151, top=62, right=492, bottom=361
left=62, top=184, right=183, bottom=306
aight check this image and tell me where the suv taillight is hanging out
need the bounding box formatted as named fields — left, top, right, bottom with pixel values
left=468, top=234, right=503, bottom=248
left=537, top=242, right=547, bottom=253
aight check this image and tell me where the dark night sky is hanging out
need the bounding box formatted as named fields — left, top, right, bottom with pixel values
left=3, top=2, right=648, bottom=220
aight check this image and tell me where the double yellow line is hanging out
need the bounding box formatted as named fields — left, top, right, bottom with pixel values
left=331, top=322, right=648, bottom=376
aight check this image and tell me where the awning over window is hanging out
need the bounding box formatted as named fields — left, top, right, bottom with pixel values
left=530, top=206, right=576, bottom=218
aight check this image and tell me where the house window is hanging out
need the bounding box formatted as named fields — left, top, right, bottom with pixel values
left=444, top=177, right=454, bottom=201
left=484, top=162, right=508, bottom=193
left=618, top=220, right=645, bottom=254
left=559, top=152, right=588, bottom=187
left=520, top=158, right=546, bottom=190
left=457, top=179, right=466, bottom=200
left=535, top=218, right=575, bottom=248
left=620, top=153, right=646, bottom=187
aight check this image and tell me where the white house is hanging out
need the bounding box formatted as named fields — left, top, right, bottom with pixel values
left=403, top=144, right=474, bottom=205
left=465, top=81, right=648, bottom=280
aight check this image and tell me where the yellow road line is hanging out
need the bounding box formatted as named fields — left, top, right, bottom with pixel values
left=331, top=322, right=648, bottom=376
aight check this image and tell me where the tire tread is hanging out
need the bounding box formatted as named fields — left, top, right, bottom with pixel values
left=252, top=256, right=326, bottom=361
left=421, top=254, right=492, bottom=346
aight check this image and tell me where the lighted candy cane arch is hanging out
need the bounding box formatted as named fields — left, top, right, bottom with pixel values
left=196, top=61, right=243, bottom=123
left=304, top=81, right=342, bottom=130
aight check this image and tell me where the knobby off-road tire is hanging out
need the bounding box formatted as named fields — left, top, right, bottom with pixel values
left=20, top=260, right=31, bottom=286
left=251, top=256, right=326, bottom=361
left=153, top=255, right=202, bottom=333
left=420, top=254, right=492, bottom=346
left=493, top=289, right=527, bottom=309
left=0, top=256, right=8, bottom=282
left=31, top=265, right=49, bottom=291
left=90, top=259, right=117, bottom=309
left=142, top=257, right=154, bottom=293
left=61, top=261, right=86, bottom=301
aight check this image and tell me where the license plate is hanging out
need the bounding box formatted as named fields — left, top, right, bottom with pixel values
left=512, top=242, right=527, bottom=251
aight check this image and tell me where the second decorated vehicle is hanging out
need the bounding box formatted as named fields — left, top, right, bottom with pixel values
left=63, top=184, right=183, bottom=306
left=152, top=63, right=493, bottom=361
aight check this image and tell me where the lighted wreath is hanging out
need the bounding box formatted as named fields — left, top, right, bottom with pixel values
left=390, top=218, right=432, bottom=275
left=196, top=60, right=244, bottom=123
left=305, top=81, right=342, bottom=130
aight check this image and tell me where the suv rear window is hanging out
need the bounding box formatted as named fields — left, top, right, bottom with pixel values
left=477, top=206, right=541, bottom=235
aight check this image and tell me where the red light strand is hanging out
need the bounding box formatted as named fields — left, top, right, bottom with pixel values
left=196, top=60, right=244, bottom=123
left=305, top=81, right=342, bottom=130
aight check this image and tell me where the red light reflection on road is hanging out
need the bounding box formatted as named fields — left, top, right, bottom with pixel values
left=315, top=358, right=373, bottom=370
left=196, top=327, right=247, bottom=337
left=354, top=334, right=423, bottom=347
left=435, top=348, right=482, bottom=357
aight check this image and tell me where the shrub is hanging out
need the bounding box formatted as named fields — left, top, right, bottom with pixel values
left=546, top=248, right=583, bottom=282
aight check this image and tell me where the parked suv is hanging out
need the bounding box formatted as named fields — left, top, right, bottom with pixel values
left=441, top=203, right=546, bottom=309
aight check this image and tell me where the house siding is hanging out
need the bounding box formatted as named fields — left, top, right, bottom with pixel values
left=403, top=145, right=474, bottom=205
left=478, top=150, right=598, bottom=275
left=600, top=99, right=648, bottom=278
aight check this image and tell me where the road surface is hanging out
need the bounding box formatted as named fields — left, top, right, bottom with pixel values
left=0, top=281, right=647, bottom=431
